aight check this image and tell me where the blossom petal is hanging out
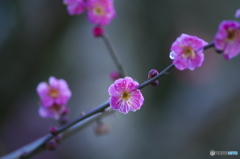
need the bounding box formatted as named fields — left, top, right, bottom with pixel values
left=36, top=82, right=49, bottom=96
left=235, top=9, right=240, bottom=18
left=49, top=76, right=59, bottom=88
left=42, top=96, right=54, bottom=107
left=110, top=96, right=121, bottom=110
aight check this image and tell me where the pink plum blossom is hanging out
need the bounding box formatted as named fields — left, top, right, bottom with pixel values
left=169, top=34, right=208, bottom=71
left=235, top=9, right=240, bottom=18
left=214, top=20, right=240, bottom=60
left=64, top=0, right=86, bottom=15
left=37, top=76, right=72, bottom=119
left=108, top=77, right=144, bottom=114
left=87, top=0, right=116, bottom=25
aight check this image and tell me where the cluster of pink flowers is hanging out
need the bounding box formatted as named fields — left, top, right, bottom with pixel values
left=169, top=10, right=240, bottom=70
left=64, top=0, right=116, bottom=25
left=108, top=77, right=144, bottom=114
left=214, top=20, right=240, bottom=60
left=169, top=34, right=208, bottom=71
left=37, top=76, right=72, bottom=120
left=36, top=7, right=240, bottom=118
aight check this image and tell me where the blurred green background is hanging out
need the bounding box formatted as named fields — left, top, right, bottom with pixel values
left=1, top=0, right=240, bottom=158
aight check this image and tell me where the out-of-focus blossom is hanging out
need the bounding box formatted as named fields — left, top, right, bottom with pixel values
left=108, top=77, right=144, bottom=114
left=214, top=20, right=240, bottom=60
left=37, top=76, right=71, bottom=107
left=87, top=0, right=116, bottom=25
left=64, top=0, right=86, bottom=15
left=37, top=76, right=71, bottom=119
left=170, top=34, right=208, bottom=70
left=110, top=71, right=121, bottom=80
left=235, top=9, right=240, bottom=18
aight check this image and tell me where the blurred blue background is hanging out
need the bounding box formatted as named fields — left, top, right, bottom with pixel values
left=1, top=0, right=240, bottom=158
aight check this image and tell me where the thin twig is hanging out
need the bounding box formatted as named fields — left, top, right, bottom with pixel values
left=102, top=33, right=127, bottom=77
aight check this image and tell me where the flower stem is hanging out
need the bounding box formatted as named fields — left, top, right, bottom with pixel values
left=102, top=33, right=127, bottom=77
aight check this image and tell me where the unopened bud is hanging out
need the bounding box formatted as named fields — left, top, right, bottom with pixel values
left=151, top=80, right=159, bottom=86
left=61, top=108, right=69, bottom=116
left=94, top=122, right=110, bottom=136
left=46, top=140, right=57, bottom=151
left=110, top=71, right=121, bottom=80
left=148, top=69, right=159, bottom=86
left=60, top=116, right=68, bottom=125
left=49, top=126, right=58, bottom=135
left=93, top=26, right=104, bottom=37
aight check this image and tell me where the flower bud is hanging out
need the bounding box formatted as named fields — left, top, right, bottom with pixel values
left=60, top=115, right=69, bottom=125
left=49, top=126, right=58, bottom=135
left=93, top=26, right=104, bottom=37
left=46, top=140, right=57, bottom=151
left=148, top=69, right=159, bottom=86
left=61, top=108, right=69, bottom=116
left=94, top=122, right=110, bottom=136
left=110, top=71, right=121, bottom=80
left=151, top=80, right=159, bottom=87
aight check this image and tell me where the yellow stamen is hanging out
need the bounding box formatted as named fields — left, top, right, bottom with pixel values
left=94, top=6, right=104, bottom=15
left=121, top=91, right=131, bottom=100
left=49, top=89, right=59, bottom=98
left=182, top=46, right=196, bottom=59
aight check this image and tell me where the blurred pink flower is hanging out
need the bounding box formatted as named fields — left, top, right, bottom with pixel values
left=235, top=9, right=240, bottom=18
left=64, top=0, right=86, bottom=15
left=170, top=34, right=208, bottom=70
left=215, top=20, right=240, bottom=60
left=108, top=77, right=144, bottom=114
left=87, top=0, right=116, bottom=25
left=37, top=76, right=71, bottom=119
left=37, top=76, right=72, bottom=107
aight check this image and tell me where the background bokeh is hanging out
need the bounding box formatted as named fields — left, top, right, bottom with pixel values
left=1, top=0, right=240, bottom=159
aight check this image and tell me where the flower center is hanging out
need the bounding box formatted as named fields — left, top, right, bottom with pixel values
left=182, top=46, right=196, bottom=59
left=94, top=6, right=104, bottom=15
left=121, top=91, right=131, bottom=100
left=227, top=29, right=239, bottom=41
left=49, top=89, right=59, bottom=98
